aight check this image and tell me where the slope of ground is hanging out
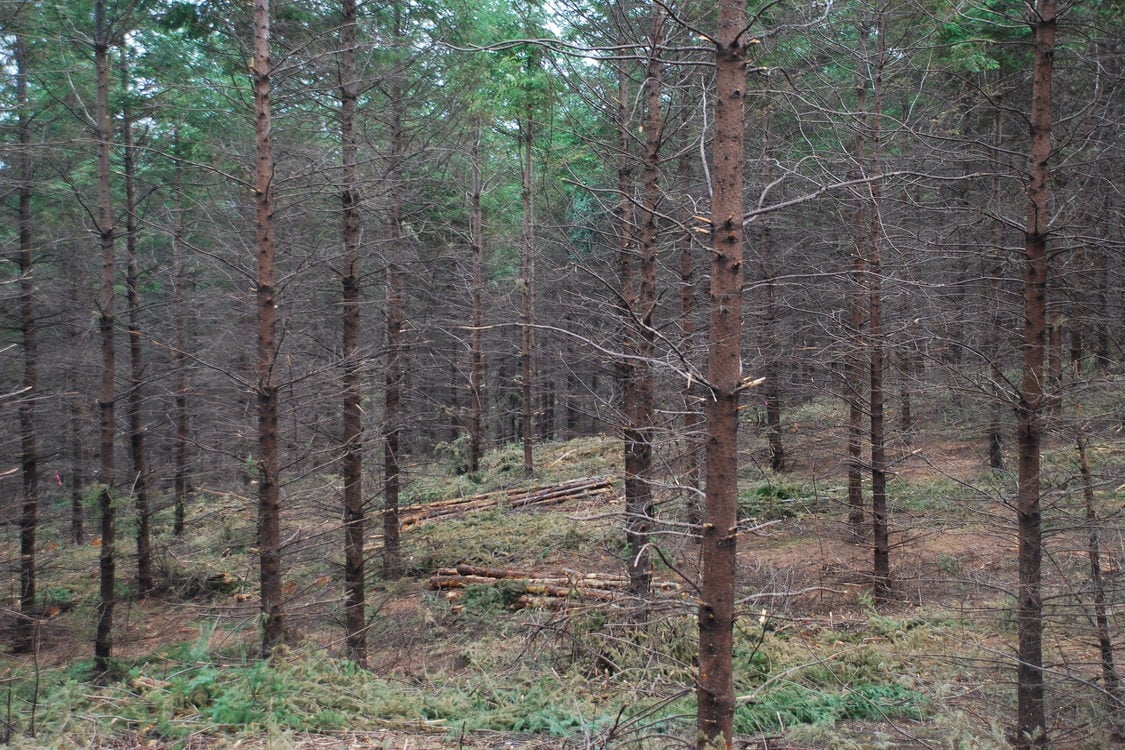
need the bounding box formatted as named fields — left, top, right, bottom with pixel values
left=2, top=400, right=1123, bottom=749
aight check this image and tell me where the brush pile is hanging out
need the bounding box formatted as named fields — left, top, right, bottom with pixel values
left=429, top=563, right=683, bottom=610
left=400, top=476, right=617, bottom=531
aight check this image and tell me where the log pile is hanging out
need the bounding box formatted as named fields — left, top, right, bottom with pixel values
left=399, top=476, right=617, bottom=531
left=429, top=563, right=682, bottom=610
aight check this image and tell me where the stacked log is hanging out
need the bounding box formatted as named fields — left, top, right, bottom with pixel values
left=429, top=563, right=681, bottom=610
left=399, top=476, right=617, bottom=531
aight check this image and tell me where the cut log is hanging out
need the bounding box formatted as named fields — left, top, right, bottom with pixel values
left=399, top=476, right=617, bottom=531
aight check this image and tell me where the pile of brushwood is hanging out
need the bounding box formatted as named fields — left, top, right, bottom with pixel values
left=429, top=562, right=682, bottom=610
left=400, top=476, right=617, bottom=531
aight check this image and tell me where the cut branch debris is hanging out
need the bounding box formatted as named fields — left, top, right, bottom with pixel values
left=399, top=476, right=618, bottom=531
left=429, top=562, right=682, bottom=610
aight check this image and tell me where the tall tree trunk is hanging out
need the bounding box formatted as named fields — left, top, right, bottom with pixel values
left=1015, top=1, right=1055, bottom=745
left=383, top=37, right=406, bottom=580
left=1094, top=237, right=1110, bottom=372
left=252, top=0, right=285, bottom=657
left=519, top=115, right=536, bottom=476
left=897, top=351, right=914, bottom=438
left=70, top=391, right=86, bottom=545
left=1077, top=433, right=1122, bottom=737
left=121, top=65, right=153, bottom=594
left=846, top=61, right=869, bottom=542
left=564, top=318, right=579, bottom=438
left=1068, top=327, right=1082, bottom=377
left=468, top=122, right=486, bottom=475
left=539, top=382, right=554, bottom=440
left=16, top=31, right=40, bottom=652
left=678, top=153, right=702, bottom=529
left=867, top=11, right=891, bottom=603
left=93, top=0, right=117, bottom=678
left=1047, top=310, right=1063, bottom=413
left=697, top=0, right=746, bottom=743
left=624, top=4, right=664, bottom=602
left=616, top=62, right=641, bottom=558
left=171, top=132, right=191, bottom=537
left=987, top=86, right=1006, bottom=471
left=759, top=107, right=785, bottom=473
left=338, top=0, right=366, bottom=664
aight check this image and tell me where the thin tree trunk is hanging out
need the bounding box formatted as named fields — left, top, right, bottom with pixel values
left=846, top=59, right=869, bottom=542
left=16, top=31, right=40, bottom=652
left=468, top=122, right=486, bottom=475
left=678, top=153, right=702, bottom=529
left=1094, top=239, right=1110, bottom=372
left=539, top=382, right=554, bottom=440
left=1077, top=432, right=1122, bottom=736
left=1047, top=312, right=1062, bottom=413
left=519, top=115, right=536, bottom=476
left=93, top=0, right=117, bottom=678
left=616, top=62, right=643, bottom=568
left=615, top=62, right=642, bottom=566
left=697, top=0, right=746, bottom=742
left=898, top=351, right=914, bottom=437
left=70, top=392, right=86, bottom=545
left=564, top=322, right=579, bottom=438
left=867, top=11, right=891, bottom=604
left=171, top=133, right=191, bottom=537
left=121, top=66, right=153, bottom=594
left=987, top=87, right=1006, bottom=471
left=624, top=4, right=664, bottom=602
left=251, top=0, right=285, bottom=657
left=383, top=40, right=406, bottom=580
left=1069, top=327, right=1082, bottom=377
left=338, top=0, right=366, bottom=664
left=759, top=108, right=784, bottom=473
left=1015, top=1, right=1055, bottom=744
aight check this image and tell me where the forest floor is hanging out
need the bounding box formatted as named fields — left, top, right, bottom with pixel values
left=2, top=392, right=1124, bottom=749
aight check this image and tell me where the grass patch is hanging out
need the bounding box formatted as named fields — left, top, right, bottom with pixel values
left=887, top=475, right=974, bottom=518
left=738, top=478, right=827, bottom=521
left=4, top=644, right=476, bottom=746
left=734, top=682, right=926, bottom=734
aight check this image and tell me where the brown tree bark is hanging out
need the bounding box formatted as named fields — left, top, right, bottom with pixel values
left=171, top=132, right=191, bottom=537
left=93, top=0, right=117, bottom=678
left=1094, top=241, right=1110, bottom=372
left=1047, top=313, right=1063, bottom=397
left=338, top=0, right=366, bottom=664
left=986, top=86, right=1006, bottom=471
left=697, top=0, right=747, bottom=743
left=564, top=320, right=579, bottom=438
left=1068, top=327, right=1082, bottom=377
left=519, top=114, right=536, bottom=477
left=70, top=389, right=86, bottom=545
left=846, top=63, right=868, bottom=542
left=383, top=27, right=406, bottom=579
left=468, top=121, right=486, bottom=476
left=1014, top=0, right=1055, bottom=744
left=897, top=351, right=914, bottom=437
left=251, top=0, right=285, bottom=657
left=615, top=61, right=641, bottom=556
left=623, top=4, right=664, bottom=602
left=1077, top=433, right=1122, bottom=736
left=678, top=152, right=702, bottom=529
left=121, top=64, right=153, bottom=594
left=758, top=107, right=785, bottom=473
left=16, top=31, right=40, bottom=651
left=867, top=11, right=891, bottom=603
